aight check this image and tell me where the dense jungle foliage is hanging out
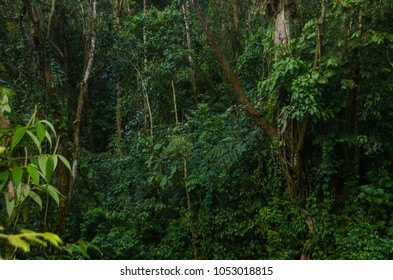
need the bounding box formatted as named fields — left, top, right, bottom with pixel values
left=1, top=0, right=393, bottom=259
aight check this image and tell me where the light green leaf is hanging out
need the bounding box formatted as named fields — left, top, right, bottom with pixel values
left=46, top=184, right=60, bottom=206
left=26, top=130, right=42, bottom=153
left=27, top=164, right=40, bottom=186
left=7, top=235, right=30, bottom=252
left=21, top=184, right=31, bottom=200
left=12, top=165, right=23, bottom=187
left=42, top=232, right=63, bottom=248
left=11, top=127, right=27, bottom=151
left=35, top=122, right=46, bottom=143
left=40, top=120, right=57, bottom=138
left=50, top=155, right=58, bottom=170
left=57, top=155, right=71, bottom=171
left=16, top=182, right=22, bottom=201
left=38, top=155, right=47, bottom=178
left=0, top=170, right=9, bottom=192
left=5, top=195, right=15, bottom=217
left=21, top=230, right=47, bottom=246
left=44, top=131, right=52, bottom=147
left=28, top=191, right=42, bottom=210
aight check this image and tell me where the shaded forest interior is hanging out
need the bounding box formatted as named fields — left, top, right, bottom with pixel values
left=1, top=0, right=393, bottom=259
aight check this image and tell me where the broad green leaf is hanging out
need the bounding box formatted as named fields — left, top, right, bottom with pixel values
left=12, top=165, right=23, bottom=186
left=28, top=191, right=42, bottom=210
left=40, top=120, right=57, bottom=138
left=45, top=156, right=55, bottom=183
left=0, top=170, right=9, bottom=192
left=46, top=184, right=60, bottom=206
left=11, top=127, right=27, bottom=151
left=42, top=232, right=63, bottom=248
left=38, top=155, right=47, bottom=178
left=21, top=184, right=31, bottom=200
left=26, top=130, right=42, bottom=153
left=7, top=235, right=30, bottom=252
left=5, top=195, right=15, bottom=217
left=1, top=93, right=8, bottom=104
left=57, top=155, right=71, bottom=171
left=27, top=164, right=40, bottom=186
left=35, top=122, right=46, bottom=143
left=50, top=155, right=58, bottom=170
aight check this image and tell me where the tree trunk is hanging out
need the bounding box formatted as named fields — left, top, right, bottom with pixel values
left=182, top=0, right=198, bottom=105
left=115, top=0, right=124, bottom=156
left=67, top=0, right=97, bottom=214
left=23, top=0, right=52, bottom=96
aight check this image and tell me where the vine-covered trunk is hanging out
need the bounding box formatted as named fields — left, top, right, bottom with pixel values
left=280, top=119, right=310, bottom=199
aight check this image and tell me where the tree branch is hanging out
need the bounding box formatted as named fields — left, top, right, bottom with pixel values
left=191, top=0, right=277, bottom=139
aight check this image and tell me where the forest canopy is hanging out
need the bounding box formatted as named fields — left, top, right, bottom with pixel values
left=1, top=0, right=393, bottom=259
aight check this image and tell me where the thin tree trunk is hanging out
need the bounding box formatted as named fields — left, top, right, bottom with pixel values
left=47, top=0, right=57, bottom=38
left=143, top=0, right=148, bottom=71
left=183, top=156, right=198, bottom=259
left=313, top=0, right=327, bottom=70
left=231, top=0, right=240, bottom=61
left=172, top=80, right=179, bottom=125
left=141, top=0, right=154, bottom=146
left=353, top=0, right=363, bottom=176
left=115, top=0, right=124, bottom=156
left=182, top=0, right=198, bottom=105
left=135, top=66, right=154, bottom=140
left=67, top=0, right=97, bottom=213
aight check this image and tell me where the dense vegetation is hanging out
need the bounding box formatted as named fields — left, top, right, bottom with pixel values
left=1, top=0, right=393, bottom=259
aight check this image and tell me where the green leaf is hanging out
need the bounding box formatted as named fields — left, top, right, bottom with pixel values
left=44, top=131, right=53, bottom=147
left=7, top=235, right=30, bottom=252
left=38, top=155, right=47, bottom=176
left=50, top=155, right=58, bottom=170
left=40, top=120, right=57, bottom=138
left=11, top=127, right=27, bottom=151
left=46, top=184, right=60, bottom=206
left=28, top=191, right=42, bottom=210
left=12, top=165, right=23, bottom=187
left=21, top=184, right=31, bottom=200
left=71, top=243, right=91, bottom=259
left=35, top=122, right=46, bottom=143
left=16, top=182, right=22, bottom=201
left=45, top=156, right=55, bottom=183
left=57, top=155, right=71, bottom=171
left=21, top=230, right=47, bottom=246
left=0, top=170, right=9, bottom=192
left=5, top=195, right=15, bottom=217
left=42, top=232, right=63, bottom=248
left=27, top=164, right=40, bottom=186
left=26, top=130, right=42, bottom=153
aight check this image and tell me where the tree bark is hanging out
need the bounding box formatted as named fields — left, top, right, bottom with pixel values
left=47, top=0, right=57, bottom=38
left=67, top=0, right=97, bottom=213
left=23, top=0, right=52, bottom=96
